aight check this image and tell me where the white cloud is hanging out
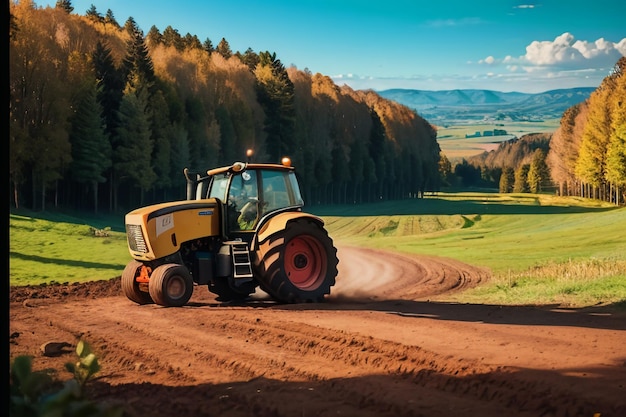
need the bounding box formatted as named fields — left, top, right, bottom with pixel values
left=485, top=32, right=626, bottom=70
left=332, top=34, right=624, bottom=93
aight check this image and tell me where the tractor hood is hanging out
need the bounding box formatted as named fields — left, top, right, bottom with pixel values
left=125, top=199, right=221, bottom=261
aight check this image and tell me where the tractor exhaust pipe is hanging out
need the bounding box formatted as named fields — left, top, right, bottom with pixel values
left=184, top=168, right=200, bottom=200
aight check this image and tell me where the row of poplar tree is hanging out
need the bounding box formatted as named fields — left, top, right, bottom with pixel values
left=450, top=58, right=625, bottom=206
left=9, top=0, right=441, bottom=214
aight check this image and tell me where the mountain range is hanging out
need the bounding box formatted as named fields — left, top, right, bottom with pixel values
left=377, top=87, right=594, bottom=124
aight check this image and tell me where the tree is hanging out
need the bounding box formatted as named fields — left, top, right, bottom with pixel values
left=55, top=0, right=73, bottom=13
left=527, top=149, right=549, bottom=193
left=9, top=2, right=73, bottom=210
left=146, top=25, right=162, bottom=46
left=215, top=106, right=237, bottom=163
left=203, top=38, right=214, bottom=54
left=369, top=108, right=388, bottom=197
left=162, top=26, right=183, bottom=50
left=122, top=18, right=155, bottom=89
left=216, top=37, right=232, bottom=59
left=85, top=4, right=102, bottom=23
left=183, top=33, right=203, bottom=50
left=104, top=9, right=119, bottom=27
left=547, top=104, right=583, bottom=196
left=575, top=85, right=612, bottom=198
left=605, top=57, right=626, bottom=204
left=499, top=167, right=515, bottom=193
left=69, top=82, right=111, bottom=213
left=513, top=165, right=530, bottom=193
left=255, top=51, right=296, bottom=162
left=238, top=47, right=260, bottom=72
left=92, top=41, right=124, bottom=139
left=149, top=89, right=174, bottom=199
left=114, top=83, right=156, bottom=207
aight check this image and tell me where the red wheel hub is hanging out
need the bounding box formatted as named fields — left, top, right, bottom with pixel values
left=284, top=235, right=327, bottom=290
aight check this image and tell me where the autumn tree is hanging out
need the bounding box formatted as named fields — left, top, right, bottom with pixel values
left=604, top=58, right=626, bottom=204
left=513, top=165, right=530, bottom=193
left=499, top=167, right=515, bottom=193
left=575, top=84, right=612, bottom=199
left=9, top=2, right=73, bottom=210
left=527, top=149, right=550, bottom=193
left=547, top=104, right=584, bottom=196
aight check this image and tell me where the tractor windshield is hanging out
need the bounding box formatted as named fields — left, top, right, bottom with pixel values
left=207, top=173, right=229, bottom=201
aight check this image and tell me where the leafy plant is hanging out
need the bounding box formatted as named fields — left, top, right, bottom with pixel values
left=10, top=341, right=123, bottom=417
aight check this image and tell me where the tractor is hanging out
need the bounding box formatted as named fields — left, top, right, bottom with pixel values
left=122, top=159, right=339, bottom=307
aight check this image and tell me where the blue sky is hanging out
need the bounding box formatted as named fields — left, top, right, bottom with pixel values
left=44, top=0, right=625, bottom=93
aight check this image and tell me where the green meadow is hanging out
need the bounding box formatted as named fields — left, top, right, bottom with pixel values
left=9, top=192, right=626, bottom=309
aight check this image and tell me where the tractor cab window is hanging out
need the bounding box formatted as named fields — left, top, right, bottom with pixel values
left=259, top=170, right=304, bottom=216
left=228, top=171, right=259, bottom=231
left=207, top=173, right=229, bottom=201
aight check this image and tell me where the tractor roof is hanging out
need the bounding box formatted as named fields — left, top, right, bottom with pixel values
left=207, top=161, right=294, bottom=177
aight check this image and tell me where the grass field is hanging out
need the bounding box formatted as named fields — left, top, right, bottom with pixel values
left=9, top=192, right=626, bottom=308
left=436, top=119, right=560, bottom=159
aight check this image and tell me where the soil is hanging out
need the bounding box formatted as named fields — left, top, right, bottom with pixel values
left=9, top=245, right=626, bottom=417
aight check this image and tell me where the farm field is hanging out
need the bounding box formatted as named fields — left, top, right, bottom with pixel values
left=436, top=119, right=560, bottom=159
left=9, top=193, right=626, bottom=417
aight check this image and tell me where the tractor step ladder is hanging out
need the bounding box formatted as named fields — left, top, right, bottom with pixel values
left=231, top=242, right=253, bottom=279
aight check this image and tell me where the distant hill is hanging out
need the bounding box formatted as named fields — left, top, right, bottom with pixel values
left=377, top=87, right=594, bottom=123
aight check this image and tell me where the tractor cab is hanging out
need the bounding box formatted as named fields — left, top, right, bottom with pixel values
left=185, top=160, right=304, bottom=241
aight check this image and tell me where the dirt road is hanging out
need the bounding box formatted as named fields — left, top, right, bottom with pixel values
left=9, top=246, right=626, bottom=417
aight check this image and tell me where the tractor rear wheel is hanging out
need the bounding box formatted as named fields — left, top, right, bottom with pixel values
left=255, top=218, right=338, bottom=303
left=121, top=260, right=154, bottom=305
left=148, top=263, right=194, bottom=307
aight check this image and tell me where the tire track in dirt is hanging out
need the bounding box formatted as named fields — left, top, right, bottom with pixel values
left=10, top=247, right=625, bottom=417
left=330, top=245, right=489, bottom=301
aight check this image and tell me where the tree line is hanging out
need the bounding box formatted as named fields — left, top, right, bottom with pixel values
left=454, top=58, right=625, bottom=205
left=548, top=57, right=626, bottom=205
left=9, top=0, right=441, bottom=213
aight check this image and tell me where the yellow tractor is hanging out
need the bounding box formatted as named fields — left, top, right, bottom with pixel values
left=122, top=159, right=339, bottom=306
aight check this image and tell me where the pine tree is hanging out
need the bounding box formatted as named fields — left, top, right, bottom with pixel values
left=85, top=4, right=102, bottom=23
left=104, top=9, right=119, bottom=27
left=203, top=38, right=214, bottom=54
left=69, top=82, right=111, bottom=213
left=122, top=19, right=155, bottom=89
left=255, top=51, right=296, bottom=162
left=216, top=37, right=232, bottom=59
left=163, top=26, right=183, bottom=50
left=114, top=82, right=156, bottom=206
left=55, top=0, right=73, bottom=13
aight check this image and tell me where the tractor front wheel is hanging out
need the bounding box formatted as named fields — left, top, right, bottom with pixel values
left=256, top=218, right=338, bottom=303
left=121, top=260, right=154, bottom=305
left=148, top=263, right=194, bottom=307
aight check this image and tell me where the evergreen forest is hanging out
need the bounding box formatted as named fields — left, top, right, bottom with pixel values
left=9, top=0, right=441, bottom=213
